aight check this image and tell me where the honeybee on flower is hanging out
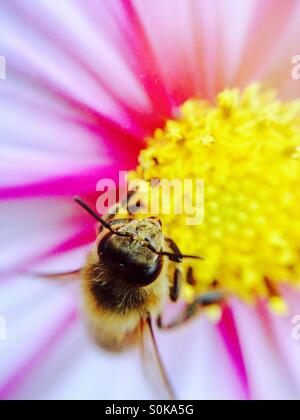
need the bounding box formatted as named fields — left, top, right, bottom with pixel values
left=1, top=0, right=300, bottom=401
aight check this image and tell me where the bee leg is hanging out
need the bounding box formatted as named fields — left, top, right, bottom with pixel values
left=165, top=238, right=183, bottom=259
left=186, top=267, right=196, bottom=286
left=116, top=189, right=144, bottom=216
left=128, top=198, right=146, bottom=215
left=163, top=238, right=185, bottom=263
left=108, top=190, right=140, bottom=219
left=170, top=268, right=182, bottom=302
left=98, top=190, right=140, bottom=233
left=157, top=302, right=198, bottom=330
left=157, top=292, right=224, bottom=330
left=195, top=291, right=224, bottom=307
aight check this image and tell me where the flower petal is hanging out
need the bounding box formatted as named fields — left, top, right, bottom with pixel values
left=218, top=306, right=250, bottom=399
left=0, top=276, right=163, bottom=400
left=157, top=316, right=246, bottom=399
left=0, top=276, right=78, bottom=400
left=232, top=300, right=300, bottom=400
left=0, top=198, right=94, bottom=275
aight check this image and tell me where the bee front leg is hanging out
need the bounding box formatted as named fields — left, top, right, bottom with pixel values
left=157, top=302, right=199, bottom=330
left=165, top=238, right=183, bottom=260
left=170, top=268, right=182, bottom=302
left=98, top=190, right=140, bottom=233
left=110, top=189, right=141, bottom=218
left=157, top=290, right=224, bottom=330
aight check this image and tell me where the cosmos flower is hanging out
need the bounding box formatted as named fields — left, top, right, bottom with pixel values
left=1, top=0, right=300, bottom=400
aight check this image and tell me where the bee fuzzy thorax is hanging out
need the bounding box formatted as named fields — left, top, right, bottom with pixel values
left=81, top=219, right=170, bottom=350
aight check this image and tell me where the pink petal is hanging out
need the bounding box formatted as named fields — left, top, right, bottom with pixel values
left=1, top=0, right=162, bottom=137
left=269, top=287, right=300, bottom=392
left=0, top=198, right=93, bottom=275
left=157, top=316, right=246, bottom=399
left=0, top=276, right=78, bottom=400
left=232, top=0, right=300, bottom=92
left=0, top=276, right=162, bottom=400
left=218, top=305, right=250, bottom=399
left=231, top=299, right=300, bottom=399
left=0, top=164, right=121, bottom=200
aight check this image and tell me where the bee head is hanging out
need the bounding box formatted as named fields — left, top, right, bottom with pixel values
left=74, top=197, right=203, bottom=286
left=98, top=218, right=164, bottom=287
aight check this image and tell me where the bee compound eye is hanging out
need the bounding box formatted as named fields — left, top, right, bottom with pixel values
left=98, top=233, right=164, bottom=287
left=129, top=256, right=164, bottom=288
left=97, top=233, right=112, bottom=257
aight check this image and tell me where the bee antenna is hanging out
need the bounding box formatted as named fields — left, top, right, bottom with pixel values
left=74, top=197, right=134, bottom=239
left=75, top=197, right=205, bottom=254
left=144, top=243, right=203, bottom=263
left=74, top=197, right=114, bottom=232
left=158, top=251, right=204, bottom=263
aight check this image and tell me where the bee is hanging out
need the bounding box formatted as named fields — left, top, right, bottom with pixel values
left=74, top=196, right=201, bottom=351
left=36, top=192, right=224, bottom=399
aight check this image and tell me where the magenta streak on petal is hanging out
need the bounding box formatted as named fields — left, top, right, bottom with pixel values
left=185, top=2, right=210, bottom=99
left=0, top=226, right=95, bottom=282
left=188, top=0, right=224, bottom=101
left=0, top=307, right=78, bottom=400
left=44, top=226, right=95, bottom=260
left=6, top=60, right=144, bottom=142
left=2, top=85, right=145, bottom=161
left=6, top=66, right=145, bottom=164
left=0, top=164, right=121, bottom=200
left=235, top=0, right=297, bottom=85
left=218, top=306, right=251, bottom=400
left=118, top=0, right=174, bottom=116
left=7, top=0, right=160, bottom=136
left=256, top=301, right=300, bottom=394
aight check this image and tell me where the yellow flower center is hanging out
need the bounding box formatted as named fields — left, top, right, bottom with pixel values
left=130, top=84, right=300, bottom=313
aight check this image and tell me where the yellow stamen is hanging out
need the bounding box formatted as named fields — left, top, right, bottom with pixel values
left=204, top=305, right=223, bottom=323
left=269, top=296, right=289, bottom=316
left=130, top=84, right=300, bottom=307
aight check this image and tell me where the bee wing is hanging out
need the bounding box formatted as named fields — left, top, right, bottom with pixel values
left=140, top=317, right=176, bottom=400
left=22, top=270, right=81, bottom=285
left=33, top=270, right=81, bottom=279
